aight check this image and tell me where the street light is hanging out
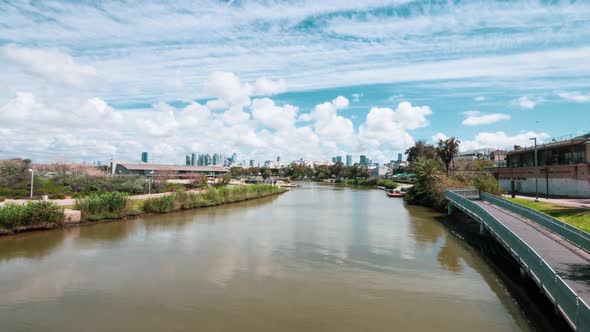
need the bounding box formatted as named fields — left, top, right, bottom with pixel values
left=148, top=170, right=155, bottom=195
left=529, top=137, right=539, bottom=201
left=28, top=168, right=34, bottom=199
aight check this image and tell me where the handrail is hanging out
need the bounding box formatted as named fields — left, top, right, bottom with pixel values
left=445, top=189, right=590, bottom=331
left=480, top=192, right=590, bottom=253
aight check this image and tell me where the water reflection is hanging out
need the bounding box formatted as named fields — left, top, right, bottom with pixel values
left=0, top=183, right=532, bottom=332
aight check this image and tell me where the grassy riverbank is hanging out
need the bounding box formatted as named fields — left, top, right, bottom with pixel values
left=76, top=184, right=287, bottom=221
left=507, top=198, right=590, bottom=233
left=0, top=185, right=286, bottom=234
left=341, top=178, right=399, bottom=190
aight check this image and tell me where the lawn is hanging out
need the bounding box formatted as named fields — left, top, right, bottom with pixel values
left=507, top=198, right=590, bottom=233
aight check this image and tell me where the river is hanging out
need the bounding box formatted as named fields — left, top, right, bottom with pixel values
left=0, top=183, right=532, bottom=331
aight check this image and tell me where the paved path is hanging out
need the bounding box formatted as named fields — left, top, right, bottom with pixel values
left=475, top=200, right=590, bottom=302
left=503, top=194, right=590, bottom=209
left=0, top=189, right=202, bottom=207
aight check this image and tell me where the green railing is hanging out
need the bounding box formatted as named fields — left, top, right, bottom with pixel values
left=446, top=189, right=590, bottom=331
left=480, top=192, right=590, bottom=253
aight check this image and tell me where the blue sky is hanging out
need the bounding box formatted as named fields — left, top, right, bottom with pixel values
left=0, top=0, right=589, bottom=164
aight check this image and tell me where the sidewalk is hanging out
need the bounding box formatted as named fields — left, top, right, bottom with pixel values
left=502, top=194, right=590, bottom=209
left=0, top=189, right=202, bottom=207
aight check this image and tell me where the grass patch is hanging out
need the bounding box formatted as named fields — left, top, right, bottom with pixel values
left=75, top=192, right=129, bottom=220
left=507, top=198, right=590, bottom=233
left=0, top=201, right=64, bottom=230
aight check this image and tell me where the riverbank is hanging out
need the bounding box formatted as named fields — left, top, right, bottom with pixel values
left=0, top=185, right=287, bottom=236
left=507, top=197, right=590, bottom=232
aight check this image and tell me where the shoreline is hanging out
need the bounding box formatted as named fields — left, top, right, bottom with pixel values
left=0, top=189, right=287, bottom=237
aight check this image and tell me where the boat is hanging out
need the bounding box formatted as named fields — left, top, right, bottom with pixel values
left=386, top=191, right=406, bottom=198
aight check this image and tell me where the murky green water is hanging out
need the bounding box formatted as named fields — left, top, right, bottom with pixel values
left=0, top=183, right=530, bottom=331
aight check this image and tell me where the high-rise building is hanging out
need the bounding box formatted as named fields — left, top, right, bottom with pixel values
left=250, top=160, right=255, bottom=167
left=213, top=154, right=220, bottom=166
left=191, top=153, right=196, bottom=166
left=277, top=156, right=281, bottom=162
left=397, top=153, right=403, bottom=162
left=185, top=155, right=191, bottom=166
left=336, top=156, right=342, bottom=164
left=332, top=157, right=336, bottom=163
left=346, top=154, right=352, bottom=167
left=141, top=152, right=148, bottom=163
left=360, top=155, right=367, bottom=166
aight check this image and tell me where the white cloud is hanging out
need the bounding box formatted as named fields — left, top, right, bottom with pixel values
left=205, top=71, right=252, bottom=106
left=474, top=96, right=486, bottom=101
left=558, top=91, right=590, bottom=103
left=1, top=44, right=96, bottom=88
left=351, top=93, right=362, bottom=102
left=461, top=111, right=510, bottom=126
left=432, top=132, right=448, bottom=142
left=512, top=96, right=536, bottom=109
left=460, top=131, right=550, bottom=151
left=332, top=96, right=350, bottom=110
left=253, top=77, right=287, bottom=96
left=250, top=98, right=298, bottom=130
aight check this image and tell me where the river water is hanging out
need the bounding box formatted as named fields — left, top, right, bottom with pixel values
left=0, top=183, right=531, bottom=331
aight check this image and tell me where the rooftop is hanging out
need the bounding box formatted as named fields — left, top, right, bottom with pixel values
left=507, top=133, right=590, bottom=156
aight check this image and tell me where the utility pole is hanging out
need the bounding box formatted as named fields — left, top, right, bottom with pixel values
left=529, top=137, right=539, bottom=201
left=29, top=169, right=34, bottom=199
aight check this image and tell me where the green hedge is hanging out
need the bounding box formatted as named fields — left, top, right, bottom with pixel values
left=0, top=202, right=64, bottom=230
left=75, top=192, right=129, bottom=220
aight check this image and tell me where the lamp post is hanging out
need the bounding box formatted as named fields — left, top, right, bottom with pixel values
left=28, top=169, right=34, bottom=199
left=529, top=137, right=539, bottom=201
left=148, top=170, right=155, bottom=195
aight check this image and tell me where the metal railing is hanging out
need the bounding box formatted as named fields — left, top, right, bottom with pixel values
left=480, top=192, right=590, bottom=253
left=446, top=189, right=590, bottom=331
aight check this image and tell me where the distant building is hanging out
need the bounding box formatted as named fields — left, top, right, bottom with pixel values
left=250, top=160, right=255, bottom=167
left=397, top=153, right=403, bottom=162
left=141, top=152, right=148, bottom=163
left=331, top=157, right=336, bottom=163
left=277, top=156, right=281, bottom=162
left=372, top=166, right=389, bottom=177
left=336, top=156, right=342, bottom=164
left=185, top=155, right=191, bottom=166
left=360, top=155, right=368, bottom=166
left=114, top=163, right=229, bottom=177
left=494, top=133, right=590, bottom=198
left=191, top=153, right=196, bottom=166
left=346, top=155, right=352, bottom=167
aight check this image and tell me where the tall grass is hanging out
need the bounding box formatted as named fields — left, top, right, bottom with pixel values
left=345, top=178, right=399, bottom=189
left=0, top=202, right=64, bottom=230
left=75, top=192, right=129, bottom=220
left=143, top=184, right=286, bottom=214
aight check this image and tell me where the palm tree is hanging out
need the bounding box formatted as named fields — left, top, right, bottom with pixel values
left=413, top=158, right=443, bottom=185
left=436, top=137, right=460, bottom=176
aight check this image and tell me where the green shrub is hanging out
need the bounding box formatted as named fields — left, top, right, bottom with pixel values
left=142, top=194, right=176, bottom=213
left=472, top=174, right=502, bottom=195
left=75, top=192, right=129, bottom=220
left=0, top=196, right=5, bottom=202
left=0, top=202, right=64, bottom=229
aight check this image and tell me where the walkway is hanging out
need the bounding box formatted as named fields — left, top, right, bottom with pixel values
left=446, top=189, right=590, bottom=331
left=503, top=194, right=590, bottom=209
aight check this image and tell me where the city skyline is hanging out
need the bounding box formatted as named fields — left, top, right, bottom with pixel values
left=1, top=1, right=589, bottom=164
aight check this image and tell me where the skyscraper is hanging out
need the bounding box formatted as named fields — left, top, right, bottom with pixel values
left=141, top=152, right=148, bottom=163
left=250, top=160, right=255, bottom=167
left=360, top=155, right=367, bottom=166
left=185, top=155, right=191, bottom=166
left=191, top=153, right=196, bottom=166
left=346, top=155, right=352, bottom=167
left=336, top=156, right=342, bottom=164
left=397, top=153, right=403, bottom=162
left=332, top=157, right=336, bottom=163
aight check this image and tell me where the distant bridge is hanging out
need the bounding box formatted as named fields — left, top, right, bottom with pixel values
left=445, top=189, right=590, bottom=331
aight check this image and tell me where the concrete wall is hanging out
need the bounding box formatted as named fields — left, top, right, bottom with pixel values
left=497, top=164, right=590, bottom=198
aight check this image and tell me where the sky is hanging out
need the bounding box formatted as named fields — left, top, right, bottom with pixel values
left=1, top=0, right=589, bottom=165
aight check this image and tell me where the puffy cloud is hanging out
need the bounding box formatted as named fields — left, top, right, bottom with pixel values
left=460, top=131, right=550, bottom=151
left=432, top=132, right=448, bottom=142
left=512, top=96, right=536, bottom=109
left=205, top=71, right=252, bottom=106
left=135, top=102, right=178, bottom=137
left=253, top=77, right=287, bottom=96
left=300, top=96, right=354, bottom=145
left=250, top=98, right=298, bottom=130
left=332, top=96, right=350, bottom=110
left=557, top=91, right=590, bottom=103
left=1, top=44, right=96, bottom=88
left=461, top=111, right=510, bottom=126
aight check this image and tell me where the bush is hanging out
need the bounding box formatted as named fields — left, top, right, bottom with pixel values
left=0, top=196, right=5, bottom=202
left=75, top=192, right=129, bottom=220
left=472, top=173, right=502, bottom=195
left=0, top=201, right=64, bottom=230
left=142, top=194, right=176, bottom=213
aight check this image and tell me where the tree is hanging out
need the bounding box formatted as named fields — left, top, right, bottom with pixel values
left=436, top=137, right=460, bottom=176
left=405, top=140, right=438, bottom=164
left=413, top=158, right=443, bottom=185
